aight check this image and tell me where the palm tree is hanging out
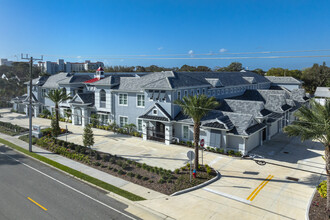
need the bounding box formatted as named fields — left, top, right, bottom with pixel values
left=45, top=89, right=72, bottom=136
left=284, top=99, right=330, bottom=216
left=175, top=95, right=220, bottom=171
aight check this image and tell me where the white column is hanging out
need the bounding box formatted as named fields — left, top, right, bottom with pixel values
left=243, top=137, right=248, bottom=156
left=34, top=105, right=39, bottom=118
left=221, top=130, right=227, bottom=153
left=165, top=123, right=172, bottom=145
left=25, top=105, right=28, bottom=116
left=82, top=108, right=88, bottom=127
left=142, top=120, right=147, bottom=141
left=72, top=107, right=76, bottom=125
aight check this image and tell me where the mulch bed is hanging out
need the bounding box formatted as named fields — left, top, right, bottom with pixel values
left=309, top=191, right=328, bottom=219
left=35, top=137, right=217, bottom=195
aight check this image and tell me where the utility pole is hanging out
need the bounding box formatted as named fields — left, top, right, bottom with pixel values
left=21, top=54, right=43, bottom=152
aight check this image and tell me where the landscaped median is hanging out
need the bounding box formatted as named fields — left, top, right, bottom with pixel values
left=0, top=138, right=145, bottom=201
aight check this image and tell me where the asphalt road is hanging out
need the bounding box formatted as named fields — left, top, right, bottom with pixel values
left=0, top=144, right=140, bottom=220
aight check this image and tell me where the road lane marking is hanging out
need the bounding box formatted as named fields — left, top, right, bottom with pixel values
left=246, top=175, right=274, bottom=201
left=27, top=197, right=47, bottom=211
left=250, top=175, right=274, bottom=201
left=0, top=152, right=137, bottom=220
left=203, top=188, right=251, bottom=204
left=246, top=175, right=271, bottom=201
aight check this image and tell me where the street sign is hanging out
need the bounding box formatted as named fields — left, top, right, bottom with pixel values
left=187, top=150, right=195, bottom=160
left=200, top=139, right=205, bottom=147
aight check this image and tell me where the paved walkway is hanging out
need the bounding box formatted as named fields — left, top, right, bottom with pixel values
left=0, top=109, right=326, bottom=219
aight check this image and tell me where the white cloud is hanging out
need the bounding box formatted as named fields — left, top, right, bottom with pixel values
left=219, top=48, right=227, bottom=53
left=158, top=46, right=164, bottom=50
left=76, top=55, right=82, bottom=59
left=188, top=50, right=194, bottom=55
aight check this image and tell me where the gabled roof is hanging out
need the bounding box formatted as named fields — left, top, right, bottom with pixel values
left=23, top=93, right=38, bottom=104
left=242, top=77, right=257, bottom=84
left=265, top=76, right=302, bottom=84
left=139, top=103, right=172, bottom=121
left=42, top=72, right=71, bottom=88
left=58, top=75, right=92, bottom=85
left=84, top=78, right=100, bottom=84
left=69, top=92, right=94, bottom=105
left=24, top=76, right=49, bottom=86
left=205, top=78, right=224, bottom=87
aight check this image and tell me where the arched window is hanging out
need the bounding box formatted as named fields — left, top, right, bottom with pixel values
left=100, top=89, right=106, bottom=108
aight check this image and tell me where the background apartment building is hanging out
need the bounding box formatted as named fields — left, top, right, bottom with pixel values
left=38, top=59, right=104, bottom=75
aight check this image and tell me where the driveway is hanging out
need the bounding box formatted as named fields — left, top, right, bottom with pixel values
left=139, top=134, right=325, bottom=219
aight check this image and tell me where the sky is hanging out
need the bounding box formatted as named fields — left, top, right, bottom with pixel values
left=0, top=0, right=330, bottom=70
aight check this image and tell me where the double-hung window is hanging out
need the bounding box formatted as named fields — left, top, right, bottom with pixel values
left=177, top=91, right=181, bottom=100
left=184, top=90, right=188, bottom=97
left=119, top=93, right=128, bottom=105
left=183, top=125, right=189, bottom=139
left=119, top=116, right=128, bottom=127
left=137, top=94, right=145, bottom=107
left=137, top=119, right=143, bottom=132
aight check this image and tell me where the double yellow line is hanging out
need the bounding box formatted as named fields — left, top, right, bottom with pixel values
left=247, top=175, right=274, bottom=202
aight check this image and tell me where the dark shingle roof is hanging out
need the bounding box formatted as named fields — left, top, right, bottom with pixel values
left=267, top=112, right=283, bottom=123
left=203, top=122, right=226, bottom=129
left=139, top=115, right=169, bottom=121
left=155, top=103, right=172, bottom=120
left=281, top=104, right=292, bottom=111
left=246, top=123, right=267, bottom=135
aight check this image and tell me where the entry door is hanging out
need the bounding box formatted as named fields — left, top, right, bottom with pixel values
left=210, top=130, right=221, bottom=148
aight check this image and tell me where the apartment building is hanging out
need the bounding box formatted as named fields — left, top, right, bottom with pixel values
left=38, top=59, right=104, bottom=75
left=14, top=68, right=309, bottom=155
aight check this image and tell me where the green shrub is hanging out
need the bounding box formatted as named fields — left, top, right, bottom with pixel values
left=186, top=141, right=192, bottom=147
left=158, top=178, right=166, bottom=184
left=110, top=157, right=116, bottom=164
left=317, top=180, right=327, bottom=198
left=219, top=149, right=224, bottom=154
left=108, top=166, right=113, bottom=170
left=121, top=163, right=129, bottom=170
left=206, top=166, right=212, bottom=175
left=136, top=174, right=142, bottom=179
left=207, top=147, right=211, bottom=150
left=142, top=177, right=149, bottom=181
left=127, top=172, right=135, bottom=178
left=228, top=150, right=235, bottom=155
left=95, top=152, right=101, bottom=160
left=102, top=154, right=109, bottom=162
left=113, top=168, right=118, bottom=172
left=117, top=170, right=126, bottom=175
left=186, top=163, right=190, bottom=168
left=93, top=161, right=101, bottom=166
left=235, top=151, right=242, bottom=157
left=174, top=169, right=180, bottom=174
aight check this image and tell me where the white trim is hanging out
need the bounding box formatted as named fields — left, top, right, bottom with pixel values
left=119, top=115, right=128, bottom=127
left=182, top=125, right=189, bottom=140
left=136, top=94, right=145, bottom=108
left=177, top=91, right=181, bottom=100
left=118, top=93, right=128, bottom=106
left=136, top=118, right=143, bottom=132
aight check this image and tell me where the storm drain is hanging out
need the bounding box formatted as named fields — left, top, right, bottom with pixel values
left=286, top=177, right=299, bottom=182
left=283, top=151, right=289, bottom=154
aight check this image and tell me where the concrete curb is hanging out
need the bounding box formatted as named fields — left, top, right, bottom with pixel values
left=305, top=188, right=316, bottom=220
left=170, top=170, right=221, bottom=196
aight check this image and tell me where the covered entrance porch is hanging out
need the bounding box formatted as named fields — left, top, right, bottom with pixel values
left=142, top=120, right=173, bottom=145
